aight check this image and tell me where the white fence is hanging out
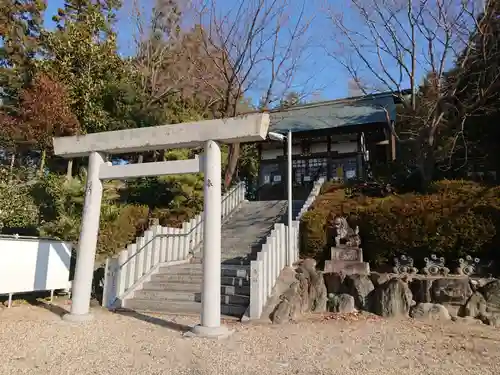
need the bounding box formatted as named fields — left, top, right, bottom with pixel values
left=102, top=181, right=246, bottom=308
left=249, top=178, right=325, bottom=319
left=0, top=236, right=72, bottom=307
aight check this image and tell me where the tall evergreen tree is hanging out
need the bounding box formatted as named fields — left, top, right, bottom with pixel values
left=0, top=0, right=46, bottom=105
left=40, top=0, right=124, bottom=133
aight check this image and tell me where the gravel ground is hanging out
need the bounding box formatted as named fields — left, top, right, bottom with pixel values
left=1, top=304, right=499, bottom=375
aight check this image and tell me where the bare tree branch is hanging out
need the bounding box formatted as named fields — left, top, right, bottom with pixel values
left=190, top=0, right=318, bottom=187
left=325, top=0, right=500, bottom=182
left=131, top=0, right=192, bottom=108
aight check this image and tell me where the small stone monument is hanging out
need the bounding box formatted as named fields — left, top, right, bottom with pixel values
left=323, top=216, right=370, bottom=275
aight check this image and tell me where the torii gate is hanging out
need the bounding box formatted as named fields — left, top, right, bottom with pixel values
left=52, top=113, right=270, bottom=338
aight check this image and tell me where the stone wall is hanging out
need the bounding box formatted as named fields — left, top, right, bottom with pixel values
left=269, top=258, right=500, bottom=327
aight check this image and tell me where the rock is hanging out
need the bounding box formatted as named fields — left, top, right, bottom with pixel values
left=429, top=277, right=472, bottom=305
left=301, top=258, right=317, bottom=271
left=479, top=279, right=500, bottom=313
left=324, top=273, right=344, bottom=294
left=462, top=291, right=487, bottom=318
left=409, top=278, right=433, bottom=303
left=481, top=313, right=500, bottom=328
left=270, top=281, right=302, bottom=324
left=442, top=303, right=460, bottom=318
left=298, top=258, right=327, bottom=313
left=452, top=316, right=484, bottom=325
left=478, top=278, right=497, bottom=287
left=343, top=274, right=374, bottom=310
left=296, top=272, right=310, bottom=314
left=328, top=293, right=356, bottom=314
left=370, top=272, right=391, bottom=287
left=271, top=258, right=329, bottom=323
left=410, top=303, right=451, bottom=321
left=371, top=278, right=413, bottom=318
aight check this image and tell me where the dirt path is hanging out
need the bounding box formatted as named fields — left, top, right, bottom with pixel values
left=1, top=304, right=498, bottom=375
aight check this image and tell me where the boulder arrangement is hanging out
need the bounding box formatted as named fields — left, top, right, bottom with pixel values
left=269, top=258, right=500, bottom=327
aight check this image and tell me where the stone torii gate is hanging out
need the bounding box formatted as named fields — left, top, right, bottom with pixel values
left=52, top=114, right=270, bottom=338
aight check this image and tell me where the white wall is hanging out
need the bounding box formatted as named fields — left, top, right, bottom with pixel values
left=261, top=141, right=358, bottom=160
left=261, top=145, right=302, bottom=160
left=331, top=141, right=358, bottom=154
left=0, top=237, right=72, bottom=294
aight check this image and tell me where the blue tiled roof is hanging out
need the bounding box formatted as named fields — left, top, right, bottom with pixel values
left=269, top=93, right=397, bottom=133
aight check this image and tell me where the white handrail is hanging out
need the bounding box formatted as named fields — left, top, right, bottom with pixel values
left=248, top=178, right=325, bottom=319
left=102, top=181, right=247, bottom=308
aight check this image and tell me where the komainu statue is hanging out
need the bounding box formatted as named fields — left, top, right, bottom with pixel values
left=332, top=216, right=361, bottom=248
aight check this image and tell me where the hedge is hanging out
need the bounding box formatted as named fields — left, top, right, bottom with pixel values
left=97, top=204, right=150, bottom=256
left=300, top=180, right=500, bottom=267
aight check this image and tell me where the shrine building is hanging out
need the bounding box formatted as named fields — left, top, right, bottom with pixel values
left=257, top=91, right=408, bottom=200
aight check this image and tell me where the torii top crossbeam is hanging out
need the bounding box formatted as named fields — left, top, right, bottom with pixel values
left=53, top=114, right=270, bottom=158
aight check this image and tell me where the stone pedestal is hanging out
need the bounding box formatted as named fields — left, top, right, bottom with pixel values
left=324, top=246, right=370, bottom=275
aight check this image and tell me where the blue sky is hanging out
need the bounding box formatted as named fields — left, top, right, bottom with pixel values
left=44, top=0, right=347, bottom=103
left=43, top=0, right=456, bottom=103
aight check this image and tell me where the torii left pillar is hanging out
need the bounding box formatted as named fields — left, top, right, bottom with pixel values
left=62, top=151, right=105, bottom=322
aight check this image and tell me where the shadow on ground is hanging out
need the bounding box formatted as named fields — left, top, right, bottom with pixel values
left=113, top=309, right=191, bottom=333
left=26, top=299, right=70, bottom=317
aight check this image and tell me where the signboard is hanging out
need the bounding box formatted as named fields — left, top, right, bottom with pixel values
left=346, top=170, right=356, bottom=179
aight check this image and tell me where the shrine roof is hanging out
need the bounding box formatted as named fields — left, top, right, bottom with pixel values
left=268, top=91, right=408, bottom=134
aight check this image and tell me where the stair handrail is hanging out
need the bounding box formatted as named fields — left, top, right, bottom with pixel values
left=120, top=181, right=245, bottom=267
left=102, top=181, right=246, bottom=308
left=247, top=177, right=326, bottom=320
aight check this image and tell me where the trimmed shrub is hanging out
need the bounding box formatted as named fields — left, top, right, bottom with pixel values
left=150, top=207, right=197, bottom=228
left=97, top=204, right=149, bottom=256
left=0, top=182, right=39, bottom=234
left=300, top=180, right=500, bottom=267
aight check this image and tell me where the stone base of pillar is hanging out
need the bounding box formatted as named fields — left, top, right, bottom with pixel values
left=184, top=324, right=233, bottom=339
left=62, top=312, right=94, bottom=323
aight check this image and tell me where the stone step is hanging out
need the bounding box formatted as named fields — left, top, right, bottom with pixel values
left=156, top=265, right=250, bottom=278
left=120, top=199, right=300, bottom=317
left=142, top=281, right=201, bottom=292
left=133, top=290, right=249, bottom=305
left=140, top=281, right=250, bottom=296
left=220, top=259, right=252, bottom=266
left=221, top=276, right=250, bottom=287
left=150, top=273, right=249, bottom=287
left=134, top=290, right=196, bottom=302
left=157, top=266, right=203, bottom=275
left=158, top=264, right=249, bottom=272
left=150, top=273, right=203, bottom=283
left=123, top=298, right=247, bottom=317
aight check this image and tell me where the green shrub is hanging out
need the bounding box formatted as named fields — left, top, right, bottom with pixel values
left=34, top=173, right=122, bottom=243
left=97, top=204, right=149, bottom=256
left=300, top=210, right=328, bottom=259
left=0, top=182, right=39, bottom=233
left=300, top=180, right=500, bottom=266
left=150, top=207, right=197, bottom=228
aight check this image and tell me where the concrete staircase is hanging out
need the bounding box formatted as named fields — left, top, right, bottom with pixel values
left=123, top=200, right=303, bottom=317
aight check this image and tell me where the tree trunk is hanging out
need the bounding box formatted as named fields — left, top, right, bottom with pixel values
left=39, top=149, right=46, bottom=176
left=224, top=142, right=240, bottom=188
left=9, top=153, right=15, bottom=173
left=416, top=142, right=436, bottom=191
left=66, top=159, right=74, bottom=180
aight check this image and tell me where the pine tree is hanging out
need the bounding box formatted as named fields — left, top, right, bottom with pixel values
left=41, top=0, right=124, bottom=133
left=0, top=0, right=46, bottom=106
